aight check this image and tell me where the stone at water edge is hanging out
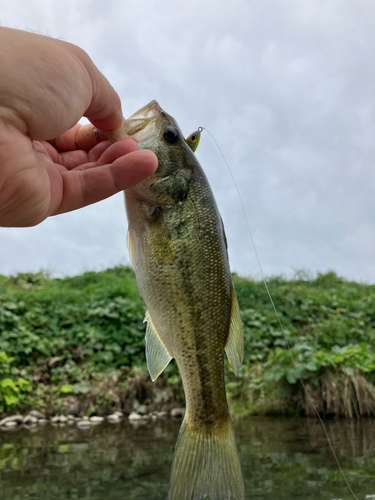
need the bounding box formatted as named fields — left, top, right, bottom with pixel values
left=170, top=408, right=186, bottom=418
left=90, top=416, right=104, bottom=423
left=0, top=415, right=23, bottom=426
left=128, top=412, right=142, bottom=422
left=107, top=414, right=121, bottom=423
left=23, top=415, right=38, bottom=425
left=4, top=421, right=18, bottom=428
left=136, top=405, right=147, bottom=415
left=28, top=410, right=45, bottom=420
left=154, top=411, right=168, bottom=419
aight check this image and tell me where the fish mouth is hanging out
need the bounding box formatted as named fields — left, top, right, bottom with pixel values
left=127, top=100, right=162, bottom=121
left=123, top=100, right=163, bottom=145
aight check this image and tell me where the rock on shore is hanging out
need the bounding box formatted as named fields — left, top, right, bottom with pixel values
left=0, top=406, right=186, bottom=431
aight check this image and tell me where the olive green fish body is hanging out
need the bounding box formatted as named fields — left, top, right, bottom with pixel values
left=124, top=101, right=245, bottom=500
left=127, top=164, right=230, bottom=426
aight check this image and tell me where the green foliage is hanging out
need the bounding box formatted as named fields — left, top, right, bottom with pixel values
left=0, top=267, right=146, bottom=382
left=263, top=342, right=375, bottom=386
left=234, top=271, right=375, bottom=377
left=0, top=351, right=15, bottom=374
left=232, top=271, right=375, bottom=416
left=0, top=351, right=32, bottom=410
left=0, top=267, right=374, bottom=417
left=60, top=384, right=73, bottom=393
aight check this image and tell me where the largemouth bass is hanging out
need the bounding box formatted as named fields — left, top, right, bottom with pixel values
left=123, top=100, right=245, bottom=500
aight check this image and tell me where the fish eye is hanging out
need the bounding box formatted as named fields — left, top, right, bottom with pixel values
left=163, top=127, right=179, bottom=144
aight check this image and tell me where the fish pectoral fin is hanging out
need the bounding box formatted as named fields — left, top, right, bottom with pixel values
left=144, top=311, right=173, bottom=382
left=225, top=285, right=244, bottom=377
left=126, top=227, right=136, bottom=269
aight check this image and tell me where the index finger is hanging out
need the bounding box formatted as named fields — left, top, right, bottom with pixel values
left=48, top=123, right=107, bottom=152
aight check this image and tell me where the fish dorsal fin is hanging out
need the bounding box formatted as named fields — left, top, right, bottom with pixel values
left=225, top=285, right=244, bottom=377
left=220, top=216, right=228, bottom=251
left=126, top=227, right=136, bottom=269
left=144, top=311, right=173, bottom=382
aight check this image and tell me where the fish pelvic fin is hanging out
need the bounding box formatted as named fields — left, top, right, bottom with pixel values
left=169, top=416, right=245, bottom=500
left=225, top=285, right=244, bottom=377
left=144, top=311, right=173, bottom=381
left=126, top=227, right=136, bottom=269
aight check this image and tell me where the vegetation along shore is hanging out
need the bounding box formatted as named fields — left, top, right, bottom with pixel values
left=0, top=266, right=374, bottom=426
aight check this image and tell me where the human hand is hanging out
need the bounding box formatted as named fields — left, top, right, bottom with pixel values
left=0, top=28, right=158, bottom=227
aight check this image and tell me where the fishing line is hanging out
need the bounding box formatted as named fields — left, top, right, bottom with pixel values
left=199, top=126, right=359, bottom=500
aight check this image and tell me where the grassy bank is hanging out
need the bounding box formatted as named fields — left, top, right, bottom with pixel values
left=0, top=267, right=374, bottom=418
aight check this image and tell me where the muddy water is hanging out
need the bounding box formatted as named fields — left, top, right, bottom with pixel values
left=0, top=416, right=374, bottom=500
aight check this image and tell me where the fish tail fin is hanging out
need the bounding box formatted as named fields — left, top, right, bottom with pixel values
left=169, top=415, right=245, bottom=500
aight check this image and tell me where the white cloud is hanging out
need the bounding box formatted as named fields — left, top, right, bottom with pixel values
left=1, top=0, right=375, bottom=281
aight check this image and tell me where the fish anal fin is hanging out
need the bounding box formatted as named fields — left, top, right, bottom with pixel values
left=144, top=311, right=173, bottom=382
left=225, top=285, right=244, bottom=377
left=126, top=227, right=136, bottom=269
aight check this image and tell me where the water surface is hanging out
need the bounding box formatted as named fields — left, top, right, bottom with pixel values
left=1, top=416, right=374, bottom=500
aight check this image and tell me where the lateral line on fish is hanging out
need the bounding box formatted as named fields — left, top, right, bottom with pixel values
left=200, top=126, right=360, bottom=500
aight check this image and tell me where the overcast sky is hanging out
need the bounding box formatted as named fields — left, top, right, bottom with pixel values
left=1, top=1, right=375, bottom=282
